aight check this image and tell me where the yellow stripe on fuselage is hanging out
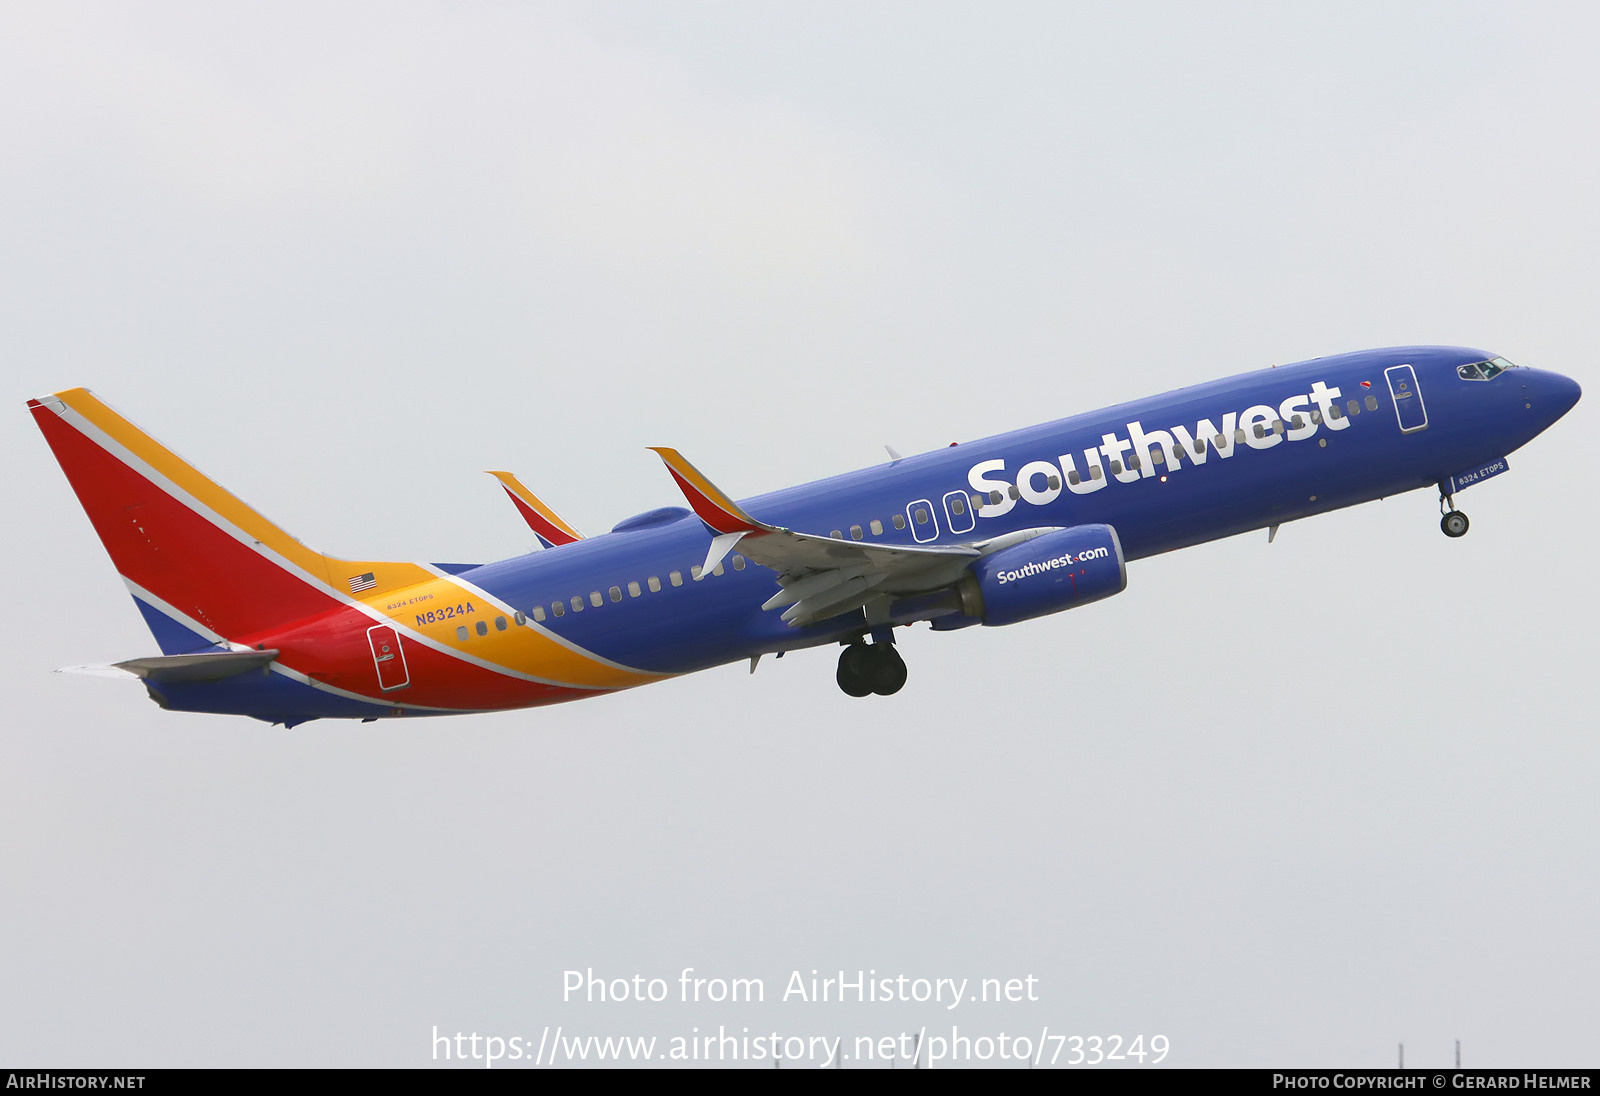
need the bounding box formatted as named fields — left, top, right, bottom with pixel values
left=370, top=574, right=666, bottom=689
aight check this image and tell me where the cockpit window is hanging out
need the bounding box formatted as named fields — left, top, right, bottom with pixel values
left=1458, top=357, right=1517, bottom=381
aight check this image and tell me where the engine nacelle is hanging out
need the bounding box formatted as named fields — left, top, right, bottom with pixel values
left=965, top=524, right=1126, bottom=626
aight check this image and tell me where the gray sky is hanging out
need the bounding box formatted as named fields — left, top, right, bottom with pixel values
left=2, top=1, right=1595, bottom=1068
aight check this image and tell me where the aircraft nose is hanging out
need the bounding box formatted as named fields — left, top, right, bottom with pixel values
left=1528, top=369, right=1582, bottom=424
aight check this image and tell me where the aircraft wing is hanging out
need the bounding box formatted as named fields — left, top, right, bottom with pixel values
left=487, top=471, right=584, bottom=548
left=649, top=448, right=978, bottom=627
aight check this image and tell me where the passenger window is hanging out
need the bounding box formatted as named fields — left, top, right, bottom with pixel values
left=989, top=490, right=1003, bottom=505
left=1310, top=409, right=1322, bottom=424
left=950, top=498, right=966, bottom=516
left=1152, top=450, right=1165, bottom=465
left=1068, top=470, right=1081, bottom=486
left=1048, top=474, right=1061, bottom=488
left=1214, top=433, right=1226, bottom=448
left=915, top=508, right=929, bottom=524
left=869, top=520, right=883, bottom=536
left=893, top=514, right=906, bottom=530
left=1272, top=419, right=1284, bottom=434
left=571, top=596, right=584, bottom=612
left=1234, top=429, right=1247, bottom=444
left=476, top=620, right=488, bottom=636
left=733, top=555, right=746, bottom=570
left=529, top=607, right=542, bottom=622
left=609, top=585, right=622, bottom=603
left=1329, top=405, right=1343, bottom=421
left=851, top=524, right=864, bottom=539
left=1109, top=459, right=1123, bottom=474
left=1008, top=485, right=1020, bottom=500
left=1253, top=423, right=1265, bottom=439
left=1292, top=415, right=1305, bottom=429
left=712, top=562, right=724, bottom=576
left=1347, top=399, right=1359, bottom=415
left=628, top=580, right=641, bottom=597
left=830, top=530, right=842, bottom=540
left=1366, top=395, right=1379, bottom=411
left=552, top=602, right=564, bottom=618
left=971, top=493, right=983, bottom=509
left=1127, top=455, right=1140, bottom=470
left=648, top=576, right=662, bottom=592
left=1090, top=465, right=1103, bottom=480
left=670, top=571, right=683, bottom=586
left=691, top=565, right=703, bottom=580
left=495, top=616, right=507, bottom=631
left=456, top=626, right=468, bottom=641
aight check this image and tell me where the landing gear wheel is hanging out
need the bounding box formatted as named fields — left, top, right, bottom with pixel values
left=1441, top=510, right=1470, bottom=538
left=836, top=642, right=908, bottom=697
left=836, top=643, right=874, bottom=697
left=868, top=644, right=907, bottom=696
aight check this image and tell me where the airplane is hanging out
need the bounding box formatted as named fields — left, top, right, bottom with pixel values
left=28, top=345, right=1580, bottom=726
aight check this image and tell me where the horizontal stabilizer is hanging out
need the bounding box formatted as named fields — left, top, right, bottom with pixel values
left=113, top=649, right=280, bottom=683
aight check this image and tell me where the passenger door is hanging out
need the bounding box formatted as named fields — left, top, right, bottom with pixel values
left=366, top=624, right=410, bottom=691
left=1385, top=364, right=1428, bottom=433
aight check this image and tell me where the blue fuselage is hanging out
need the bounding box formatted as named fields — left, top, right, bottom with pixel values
left=459, top=345, right=1580, bottom=676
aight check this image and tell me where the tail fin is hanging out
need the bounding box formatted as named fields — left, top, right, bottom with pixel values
left=29, top=389, right=437, bottom=653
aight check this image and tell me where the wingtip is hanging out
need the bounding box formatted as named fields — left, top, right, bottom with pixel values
left=486, top=470, right=583, bottom=545
left=648, top=447, right=763, bottom=537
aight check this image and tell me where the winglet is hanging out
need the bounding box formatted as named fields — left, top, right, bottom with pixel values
left=647, top=448, right=766, bottom=537
left=486, top=471, right=584, bottom=548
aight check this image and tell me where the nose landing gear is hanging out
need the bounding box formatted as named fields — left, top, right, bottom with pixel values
left=1439, top=490, right=1469, bottom=538
left=836, top=639, right=907, bottom=697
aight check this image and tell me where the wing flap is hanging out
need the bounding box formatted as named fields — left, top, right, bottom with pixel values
left=778, top=573, right=889, bottom=625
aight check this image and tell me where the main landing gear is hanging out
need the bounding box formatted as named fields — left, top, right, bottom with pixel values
left=1439, top=491, right=1470, bottom=538
left=836, top=638, right=907, bottom=697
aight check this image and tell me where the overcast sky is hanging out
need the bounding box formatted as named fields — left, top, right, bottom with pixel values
left=2, top=1, right=1596, bottom=1069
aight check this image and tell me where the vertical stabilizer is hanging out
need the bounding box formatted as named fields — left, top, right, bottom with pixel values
left=29, top=389, right=433, bottom=652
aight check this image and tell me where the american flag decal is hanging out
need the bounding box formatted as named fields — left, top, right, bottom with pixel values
left=348, top=572, right=377, bottom=594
